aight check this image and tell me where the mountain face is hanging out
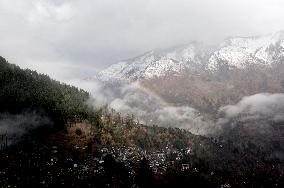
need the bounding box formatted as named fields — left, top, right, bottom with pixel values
left=97, top=42, right=209, bottom=82
left=97, top=30, right=284, bottom=83
left=208, top=31, right=284, bottom=71
left=94, top=31, right=284, bottom=117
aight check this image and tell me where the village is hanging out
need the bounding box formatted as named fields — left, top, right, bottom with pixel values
left=0, top=114, right=204, bottom=186
left=0, top=139, right=205, bottom=187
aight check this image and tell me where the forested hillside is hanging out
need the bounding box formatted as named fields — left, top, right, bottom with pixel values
left=0, top=56, right=98, bottom=126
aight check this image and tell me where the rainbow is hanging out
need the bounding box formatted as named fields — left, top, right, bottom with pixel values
left=131, top=81, right=172, bottom=107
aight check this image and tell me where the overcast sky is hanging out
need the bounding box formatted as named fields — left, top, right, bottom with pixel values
left=0, top=0, right=284, bottom=81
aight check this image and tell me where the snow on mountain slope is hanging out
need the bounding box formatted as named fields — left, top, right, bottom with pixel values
left=97, top=31, right=284, bottom=82
left=208, top=31, right=284, bottom=71
left=97, top=43, right=208, bottom=82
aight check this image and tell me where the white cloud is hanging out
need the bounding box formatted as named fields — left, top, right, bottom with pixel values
left=219, top=93, right=284, bottom=120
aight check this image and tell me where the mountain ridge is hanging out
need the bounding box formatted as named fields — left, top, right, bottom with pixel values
left=95, top=30, right=284, bottom=83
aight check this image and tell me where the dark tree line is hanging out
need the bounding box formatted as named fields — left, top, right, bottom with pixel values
left=0, top=56, right=99, bottom=127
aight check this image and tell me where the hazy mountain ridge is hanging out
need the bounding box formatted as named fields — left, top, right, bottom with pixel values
left=97, top=30, right=284, bottom=83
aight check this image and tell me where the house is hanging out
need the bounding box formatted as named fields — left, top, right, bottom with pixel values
left=181, top=164, right=190, bottom=171
left=100, top=147, right=109, bottom=153
left=186, top=148, right=192, bottom=154
left=157, top=153, right=165, bottom=158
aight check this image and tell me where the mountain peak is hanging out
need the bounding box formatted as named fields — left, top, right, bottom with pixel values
left=97, top=31, right=284, bottom=82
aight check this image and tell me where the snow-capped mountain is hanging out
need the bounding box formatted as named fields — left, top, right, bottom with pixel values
left=97, top=42, right=208, bottom=82
left=208, top=31, right=284, bottom=71
left=86, top=30, right=284, bottom=124
left=96, top=30, right=284, bottom=82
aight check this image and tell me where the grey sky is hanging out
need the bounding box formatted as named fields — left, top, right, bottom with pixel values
left=0, top=0, right=284, bottom=81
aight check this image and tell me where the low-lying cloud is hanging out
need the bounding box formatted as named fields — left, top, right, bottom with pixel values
left=69, top=79, right=212, bottom=135
left=218, top=93, right=284, bottom=126
left=0, top=111, right=52, bottom=145
left=216, top=93, right=284, bottom=150
left=69, top=78, right=284, bottom=139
